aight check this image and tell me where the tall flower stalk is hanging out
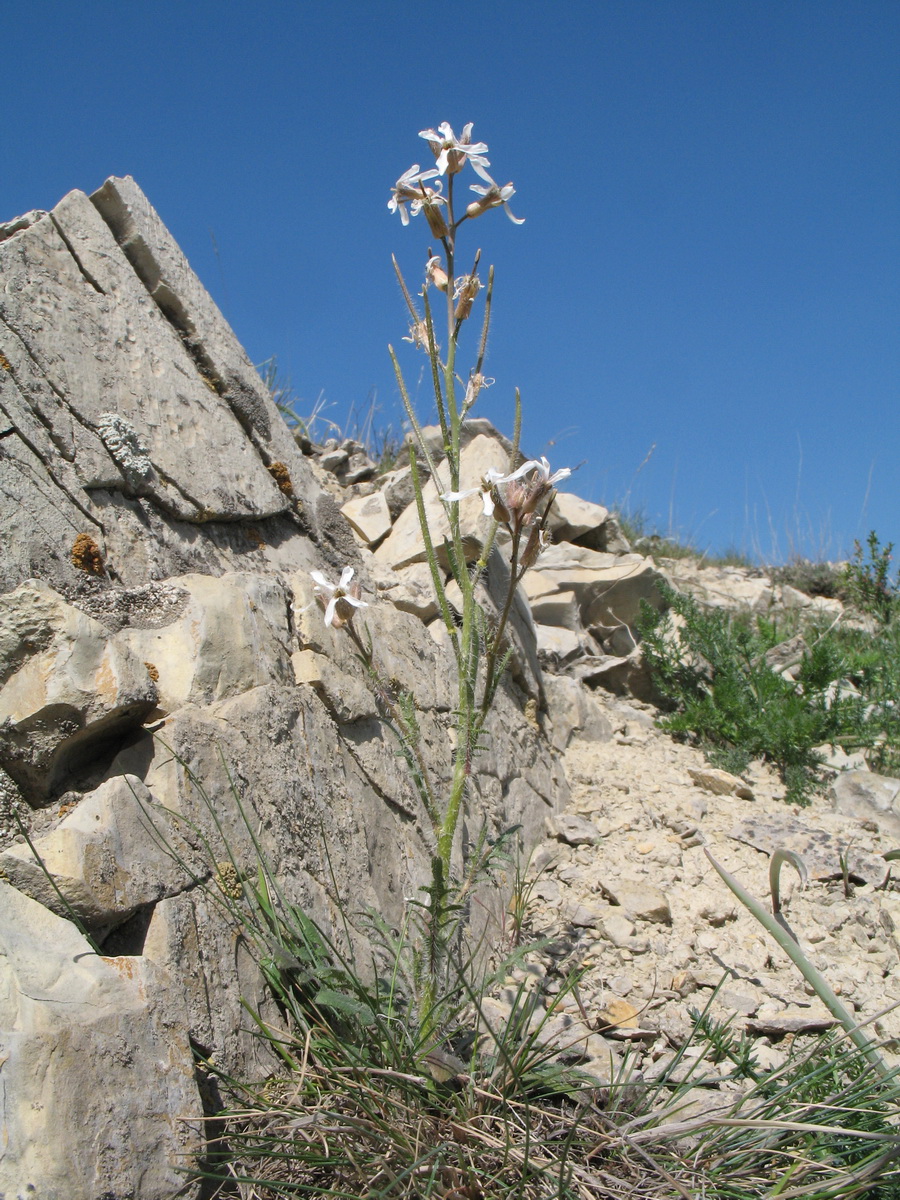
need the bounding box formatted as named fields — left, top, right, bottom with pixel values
left=320, top=123, right=567, bottom=1038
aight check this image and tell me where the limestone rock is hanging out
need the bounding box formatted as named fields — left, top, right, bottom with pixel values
left=0, top=880, right=201, bottom=1198
left=547, top=812, right=597, bottom=846
left=688, top=766, right=754, bottom=800
left=830, top=769, right=900, bottom=817
left=341, top=490, right=392, bottom=547
left=523, top=545, right=666, bottom=635
left=730, top=812, right=889, bottom=885
left=0, top=774, right=197, bottom=931
left=547, top=492, right=611, bottom=549
left=0, top=580, right=158, bottom=800
left=117, top=571, right=295, bottom=713
left=605, top=881, right=672, bottom=924
left=374, top=434, right=512, bottom=571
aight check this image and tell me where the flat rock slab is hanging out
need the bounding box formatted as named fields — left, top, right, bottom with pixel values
left=729, top=813, right=889, bottom=885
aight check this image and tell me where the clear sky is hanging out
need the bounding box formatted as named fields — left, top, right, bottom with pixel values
left=3, top=1, right=897, bottom=563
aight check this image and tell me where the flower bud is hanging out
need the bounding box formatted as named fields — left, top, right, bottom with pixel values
left=426, top=256, right=449, bottom=292
left=453, top=274, right=482, bottom=321
left=423, top=201, right=449, bottom=239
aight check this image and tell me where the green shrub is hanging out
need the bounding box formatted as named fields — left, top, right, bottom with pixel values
left=638, top=582, right=888, bottom=804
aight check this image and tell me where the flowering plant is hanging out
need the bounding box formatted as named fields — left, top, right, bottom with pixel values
left=316, top=123, right=567, bottom=1038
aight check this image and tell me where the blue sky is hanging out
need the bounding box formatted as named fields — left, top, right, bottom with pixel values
left=3, top=1, right=897, bottom=562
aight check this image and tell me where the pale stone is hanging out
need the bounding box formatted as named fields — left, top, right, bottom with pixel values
left=341, top=490, right=392, bottom=546
left=118, top=571, right=294, bottom=713
left=523, top=546, right=666, bottom=632
left=548, top=491, right=610, bottom=547
left=374, top=435, right=513, bottom=571
left=376, top=561, right=440, bottom=622
left=688, top=766, right=754, bottom=800
left=596, top=997, right=641, bottom=1030
left=292, top=649, right=378, bottom=723
left=0, top=774, right=197, bottom=931
left=0, top=580, right=158, bottom=800
left=535, top=623, right=582, bottom=661
left=607, top=882, right=672, bottom=924
left=0, top=880, right=201, bottom=1198
left=547, top=812, right=597, bottom=845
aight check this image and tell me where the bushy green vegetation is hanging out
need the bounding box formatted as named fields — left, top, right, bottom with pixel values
left=638, top=532, right=900, bottom=803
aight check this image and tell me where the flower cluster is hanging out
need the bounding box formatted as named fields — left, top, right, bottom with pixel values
left=440, top=456, right=570, bottom=568
left=389, top=122, right=524, bottom=229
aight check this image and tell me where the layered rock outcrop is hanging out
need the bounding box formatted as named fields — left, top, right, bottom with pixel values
left=0, top=179, right=578, bottom=1197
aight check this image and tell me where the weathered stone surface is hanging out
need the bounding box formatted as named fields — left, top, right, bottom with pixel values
left=374, top=435, right=512, bottom=571
left=0, top=580, right=158, bottom=800
left=605, top=881, right=672, bottom=924
left=117, top=571, right=295, bottom=713
left=546, top=492, right=610, bottom=548
left=547, top=812, right=597, bottom=846
left=523, top=546, right=666, bottom=634
left=0, top=880, right=201, bottom=1199
left=688, top=766, right=755, bottom=800
left=0, top=179, right=340, bottom=597
left=730, top=812, right=889, bottom=885
left=830, top=769, right=900, bottom=817
left=0, top=774, right=197, bottom=931
left=341, top=490, right=392, bottom=546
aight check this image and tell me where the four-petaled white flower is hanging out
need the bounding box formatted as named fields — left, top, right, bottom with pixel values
left=440, top=467, right=512, bottom=516
left=310, top=566, right=368, bottom=628
left=466, top=175, right=525, bottom=225
left=388, top=165, right=444, bottom=226
left=418, top=122, right=492, bottom=180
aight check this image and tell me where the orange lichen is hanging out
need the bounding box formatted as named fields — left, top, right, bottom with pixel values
left=245, top=527, right=267, bottom=549
left=70, top=533, right=105, bottom=575
left=0, top=352, right=11, bottom=371
left=144, top=662, right=160, bottom=682
left=268, top=461, right=294, bottom=496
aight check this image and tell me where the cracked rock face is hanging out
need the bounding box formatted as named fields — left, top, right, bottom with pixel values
left=0, top=177, right=339, bottom=596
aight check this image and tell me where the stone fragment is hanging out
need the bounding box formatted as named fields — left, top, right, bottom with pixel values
left=688, top=766, right=754, bottom=800
left=0, top=880, right=201, bottom=1198
left=830, top=770, right=900, bottom=817
left=376, top=561, right=440, bottom=622
left=374, top=435, right=513, bottom=571
left=292, top=650, right=378, bottom=723
left=547, top=812, right=597, bottom=846
left=606, top=882, right=672, bottom=924
left=546, top=492, right=610, bottom=547
left=730, top=813, right=889, bottom=885
left=118, top=572, right=294, bottom=713
left=601, top=912, right=637, bottom=947
left=746, top=1008, right=837, bottom=1036
left=341, top=490, right=392, bottom=546
left=535, top=623, right=583, bottom=662
left=0, top=580, right=158, bottom=800
left=523, top=545, right=666, bottom=632
left=0, top=774, right=197, bottom=931
left=595, top=997, right=641, bottom=1030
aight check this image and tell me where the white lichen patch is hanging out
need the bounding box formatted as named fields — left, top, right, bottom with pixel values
left=97, top=412, right=153, bottom=486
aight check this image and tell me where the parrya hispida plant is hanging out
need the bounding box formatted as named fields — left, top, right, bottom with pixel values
left=309, top=122, right=569, bottom=1039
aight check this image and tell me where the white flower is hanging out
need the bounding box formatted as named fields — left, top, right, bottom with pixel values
left=466, top=176, right=525, bottom=225
left=440, top=467, right=511, bottom=516
left=507, top=456, right=571, bottom=487
left=388, top=165, right=443, bottom=225
left=310, top=566, right=368, bottom=628
left=418, top=122, right=492, bottom=179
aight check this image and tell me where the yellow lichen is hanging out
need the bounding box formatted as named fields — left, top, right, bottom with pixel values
left=268, top=461, right=294, bottom=496
left=0, top=352, right=11, bottom=371
left=215, top=860, right=244, bottom=900
left=70, top=533, right=105, bottom=575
